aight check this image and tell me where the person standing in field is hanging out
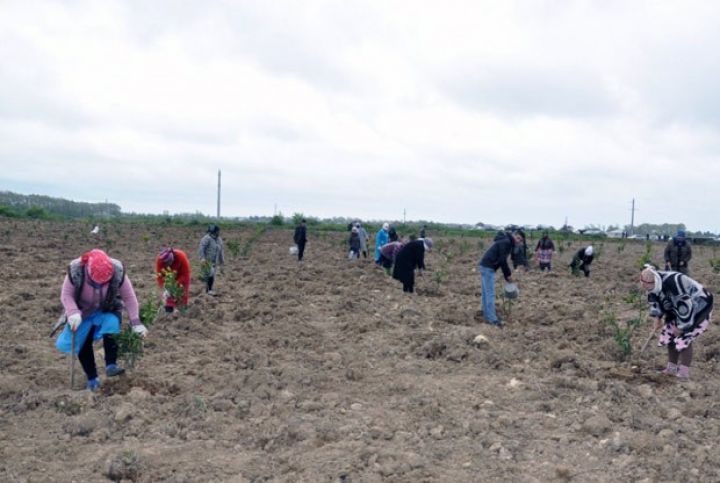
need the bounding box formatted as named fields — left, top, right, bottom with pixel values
left=392, top=238, right=432, bottom=293
left=198, top=224, right=225, bottom=295
left=535, top=231, right=555, bottom=271
left=511, top=229, right=529, bottom=271
left=356, top=222, right=370, bottom=259
left=570, top=246, right=594, bottom=277
left=55, top=249, right=148, bottom=391
left=640, top=265, right=712, bottom=379
left=664, top=229, right=692, bottom=275
left=293, top=219, right=308, bottom=262
left=478, top=231, right=521, bottom=326
left=374, top=222, right=390, bottom=266
left=348, top=226, right=361, bottom=260
left=155, top=247, right=191, bottom=315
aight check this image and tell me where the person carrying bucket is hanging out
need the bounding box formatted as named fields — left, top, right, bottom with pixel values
left=478, top=231, right=522, bottom=327
left=55, top=249, right=148, bottom=391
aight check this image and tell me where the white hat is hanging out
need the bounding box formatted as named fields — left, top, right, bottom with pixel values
left=585, top=246, right=593, bottom=256
left=382, top=223, right=389, bottom=230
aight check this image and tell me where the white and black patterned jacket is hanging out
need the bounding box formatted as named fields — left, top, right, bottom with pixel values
left=648, top=271, right=711, bottom=331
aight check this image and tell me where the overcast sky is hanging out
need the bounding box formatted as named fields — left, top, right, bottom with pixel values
left=2, top=1, right=720, bottom=231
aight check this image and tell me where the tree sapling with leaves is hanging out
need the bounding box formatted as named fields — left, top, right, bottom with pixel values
left=155, top=247, right=191, bottom=314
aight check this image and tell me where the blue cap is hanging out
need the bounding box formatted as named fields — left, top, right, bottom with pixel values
left=676, top=229, right=686, bottom=238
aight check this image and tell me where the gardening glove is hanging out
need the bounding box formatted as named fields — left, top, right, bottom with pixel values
left=67, top=313, right=82, bottom=332
left=132, top=324, right=148, bottom=338
left=162, top=289, right=171, bottom=301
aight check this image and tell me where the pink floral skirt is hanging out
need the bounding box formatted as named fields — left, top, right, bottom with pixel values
left=658, top=314, right=712, bottom=351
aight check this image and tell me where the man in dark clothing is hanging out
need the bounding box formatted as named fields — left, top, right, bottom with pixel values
left=511, top=229, right=529, bottom=271
left=293, top=219, right=308, bottom=261
left=478, top=231, right=521, bottom=326
left=664, top=229, right=692, bottom=274
left=348, top=227, right=361, bottom=260
left=570, top=246, right=594, bottom=277
left=392, top=238, right=433, bottom=293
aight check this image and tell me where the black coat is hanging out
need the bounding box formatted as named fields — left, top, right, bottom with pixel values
left=479, top=232, right=514, bottom=280
left=349, top=232, right=361, bottom=251
left=535, top=236, right=555, bottom=251
left=388, top=227, right=399, bottom=242
left=664, top=238, right=692, bottom=270
left=572, top=248, right=594, bottom=267
left=392, top=239, right=426, bottom=285
left=294, top=225, right=307, bottom=245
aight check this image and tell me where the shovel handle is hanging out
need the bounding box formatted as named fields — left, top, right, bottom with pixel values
left=639, top=329, right=656, bottom=355
left=70, top=331, right=76, bottom=390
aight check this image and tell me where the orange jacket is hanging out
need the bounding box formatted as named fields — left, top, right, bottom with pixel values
left=155, top=248, right=191, bottom=307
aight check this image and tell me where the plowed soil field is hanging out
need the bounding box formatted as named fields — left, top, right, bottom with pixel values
left=2, top=219, right=720, bottom=482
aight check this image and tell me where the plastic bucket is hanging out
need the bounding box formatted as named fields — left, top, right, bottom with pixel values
left=504, top=282, right=519, bottom=299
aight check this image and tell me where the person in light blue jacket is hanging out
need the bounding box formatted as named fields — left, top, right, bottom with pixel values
left=375, top=223, right=390, bottom=265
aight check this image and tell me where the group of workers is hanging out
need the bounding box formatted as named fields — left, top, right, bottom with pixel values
left=55, top=224, right=225, bottom=391
left=55, top=223, right=709, bottom=391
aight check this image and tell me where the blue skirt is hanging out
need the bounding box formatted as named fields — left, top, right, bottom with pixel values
left=55, top=312, right=120, bottom=354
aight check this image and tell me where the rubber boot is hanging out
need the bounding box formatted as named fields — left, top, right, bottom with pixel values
left=676, top=365, right=690, bottom=380
left=661, top=362, right=678, bottom=375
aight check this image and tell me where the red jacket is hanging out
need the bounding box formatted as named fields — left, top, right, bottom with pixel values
left=155, top=249, right=191, bottom=307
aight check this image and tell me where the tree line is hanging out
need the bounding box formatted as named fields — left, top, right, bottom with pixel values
left=0, top=191, right=121, bottom=219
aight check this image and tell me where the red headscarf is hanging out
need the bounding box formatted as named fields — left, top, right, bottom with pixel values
left=81, top=249, right=114, bottom=284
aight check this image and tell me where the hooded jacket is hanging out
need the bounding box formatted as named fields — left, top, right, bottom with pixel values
left=479, top=232, right=514, bottom=280
left=375, top=228, right=389, bottom=261
left=199, top=233, right=225, bottom=265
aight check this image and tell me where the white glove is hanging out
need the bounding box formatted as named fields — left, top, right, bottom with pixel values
left=132, top=324, right=148, bottom=338
left=67, top=313, right=82, bottom=332
left=162, top=290, right=171, bottom=301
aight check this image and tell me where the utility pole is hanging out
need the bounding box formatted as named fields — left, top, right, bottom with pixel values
left=630, top=198, right=636, bottom=235
left=403, top=208, right=406, bottom=224
left=216, top=170, right=221, bottom=219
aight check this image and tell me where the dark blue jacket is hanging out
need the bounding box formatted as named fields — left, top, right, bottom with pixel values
left=479, top=232, right=514, bottom=280
left=293, top=225, right=307, bottom=245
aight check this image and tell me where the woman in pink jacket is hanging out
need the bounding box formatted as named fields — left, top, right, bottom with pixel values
left=55, top=249, right=148, bottom=391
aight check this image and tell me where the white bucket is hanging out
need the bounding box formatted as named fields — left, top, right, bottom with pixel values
left=504, top=282, right=519, bottom=299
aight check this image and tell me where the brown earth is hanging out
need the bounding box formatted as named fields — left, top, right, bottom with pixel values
left=1, top=219, right=720, bottom=482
